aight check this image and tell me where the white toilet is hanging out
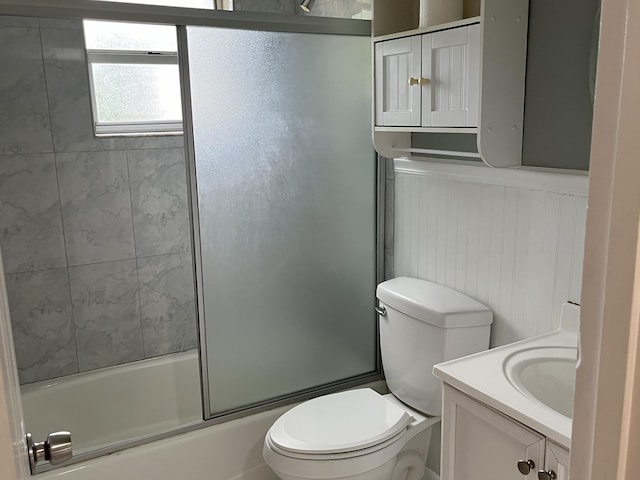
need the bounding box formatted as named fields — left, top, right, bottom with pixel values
left=263, top=277, right=493, bottom=480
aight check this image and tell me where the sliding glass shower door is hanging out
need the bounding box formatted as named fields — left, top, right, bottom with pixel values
left=185, top=26, right=376, bottom=416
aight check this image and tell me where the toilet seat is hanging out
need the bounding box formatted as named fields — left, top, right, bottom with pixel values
left=263, top=391, right=439, bottom=480
left=267, top=388, right=413, bottom=456
left=266, top=428, right=407, bottom=461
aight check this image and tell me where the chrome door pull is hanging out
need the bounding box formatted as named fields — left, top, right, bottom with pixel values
left=517, top=459, right=535, bottom=474
left=538, top=470, right=557, bottom=480
left=26, top=431, right=72, bottom=471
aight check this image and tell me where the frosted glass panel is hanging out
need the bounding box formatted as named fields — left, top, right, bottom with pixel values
left=186, top=27, right=376, bottom=415
left=91, top=63, right=182, bottom=122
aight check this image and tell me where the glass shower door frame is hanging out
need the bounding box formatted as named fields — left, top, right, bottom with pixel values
left=177, top=26, right=385, bottom=422
left=0, top=3, right=380, bottom=471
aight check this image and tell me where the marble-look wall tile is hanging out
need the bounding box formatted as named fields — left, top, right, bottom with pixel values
left=57, top=150, right=135, bottom=266
left=5, top=268, right=78, bottom=384
left=0, top=15, right=196, bottom=384
left=0, top=25, right=53, bottom=154
left=69, top=260, right=144, bottom=371
left=125, top=135, right=184, bottom=151
left=138, top=253, right=196, bottom=357
left=0, top=154, right=66, bottom=274
left=128, top=148, right=190, bottom=257
left=235, top=0, right=296, bottom=13
left=40, top=27, right=125, bottom=152
left=0, top=16, right=39, bottom=28
left=301, top=0, right=370, bottom=18
left=38, top=18, right=82, bottom=30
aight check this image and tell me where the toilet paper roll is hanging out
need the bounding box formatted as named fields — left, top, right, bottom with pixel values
left=419, top=0, right=464, bottom=28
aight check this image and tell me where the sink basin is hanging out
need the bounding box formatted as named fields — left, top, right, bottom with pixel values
left=504, top=347, right=577, bottom=419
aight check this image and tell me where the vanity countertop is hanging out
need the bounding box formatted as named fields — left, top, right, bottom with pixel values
left=433, top=303, right=579, bottom=448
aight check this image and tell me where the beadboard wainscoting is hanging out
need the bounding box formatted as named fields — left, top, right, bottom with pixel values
left=392, top=159, right=588, bottom=347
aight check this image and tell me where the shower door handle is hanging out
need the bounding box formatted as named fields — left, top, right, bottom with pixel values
left=26, top=431, right=72, bottom=471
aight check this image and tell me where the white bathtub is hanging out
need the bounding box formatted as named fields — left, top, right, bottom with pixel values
left=23, top=352, right=383, bottom=480
left=21, top=349, right=202, bottom=456
left=37, top=402, right=285, bottom=480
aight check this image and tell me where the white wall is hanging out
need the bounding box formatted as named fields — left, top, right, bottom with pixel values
left=391, top=159, right=588, bottom=347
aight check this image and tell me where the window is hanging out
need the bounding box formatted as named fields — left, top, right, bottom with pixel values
left=84, top=20, right=183, bottom=135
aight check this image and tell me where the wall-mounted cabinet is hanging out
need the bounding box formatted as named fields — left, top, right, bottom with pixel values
left=375, top=22, right=480, bottom=128
left=372, top=0, right=530, bottom=167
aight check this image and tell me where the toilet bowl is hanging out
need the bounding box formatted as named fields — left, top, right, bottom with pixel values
left=264, top=278, right=493, bottom=480
left=263, top=388, right=440, bottom=480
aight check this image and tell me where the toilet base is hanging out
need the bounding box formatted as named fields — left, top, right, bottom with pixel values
left=268, top=449, right=427, bottom=480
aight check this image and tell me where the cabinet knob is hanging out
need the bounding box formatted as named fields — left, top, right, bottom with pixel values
left=408, top=77, right=430, bottom=86
left=517, top=459, right=535, bottom=475
left=538, top=470, right=557, bottom=480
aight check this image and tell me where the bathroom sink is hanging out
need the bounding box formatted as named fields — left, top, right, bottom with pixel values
left=504, top=347, right=577, bottom=419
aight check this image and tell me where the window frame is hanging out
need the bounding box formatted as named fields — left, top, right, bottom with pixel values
left=86, top=48, right=183, bottom=136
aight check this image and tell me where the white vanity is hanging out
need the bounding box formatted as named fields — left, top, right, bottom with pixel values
left=434, top=303, right=578, bottom=480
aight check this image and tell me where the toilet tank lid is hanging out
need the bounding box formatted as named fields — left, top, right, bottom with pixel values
left=376, top=278, right=493, bottom=328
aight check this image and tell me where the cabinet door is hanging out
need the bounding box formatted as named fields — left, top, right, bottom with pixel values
left=422, top=24, right=480, bottom=127
left=441, top=386, right=546, bottom=480
left=375, top=36, right=422, bottom=126
left=544, top=441, right=570, bottom=480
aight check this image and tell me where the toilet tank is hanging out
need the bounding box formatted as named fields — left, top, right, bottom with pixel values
left=376, top=277, right=492, bottom=416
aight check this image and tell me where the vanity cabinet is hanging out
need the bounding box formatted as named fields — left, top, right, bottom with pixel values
left=441, top=385, right=570, bottom=480
left=374, top=23, right=480, bottom=128
left=543, top=441, right=570, bottom=480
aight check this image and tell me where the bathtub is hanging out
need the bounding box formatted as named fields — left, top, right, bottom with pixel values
left=23, top=350, right=384, bottom=480
left=21, top=349, right=202, bottom=456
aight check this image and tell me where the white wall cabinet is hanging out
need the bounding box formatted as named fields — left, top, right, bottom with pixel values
left=372, top=0, right=530, bottom=167
left=375, top=24, right=480, bottom=129
left=441, top=385, right=570, bottom=480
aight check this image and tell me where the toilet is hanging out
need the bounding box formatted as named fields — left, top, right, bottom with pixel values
left=263, top=277, right=493, bottom=480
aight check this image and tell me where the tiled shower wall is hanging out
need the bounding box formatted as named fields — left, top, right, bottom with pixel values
left=0, top=16, right=197, bottom=384
left=235, top=0, right=372, bottom=19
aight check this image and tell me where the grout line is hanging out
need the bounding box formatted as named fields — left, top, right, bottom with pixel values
left=0, top=140, right=185, bottom=158
left=53, top=154, right=80, bottom=375
left=37, top=23, right=56, bottom=157
left=8, top=250, right=195, bottom=274
left=125, top=149, right=147, bottom=360
left=39, top=22, right=81, bottom=376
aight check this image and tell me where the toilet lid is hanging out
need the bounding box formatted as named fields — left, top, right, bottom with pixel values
left=268, top=388, right=413, bottom=455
